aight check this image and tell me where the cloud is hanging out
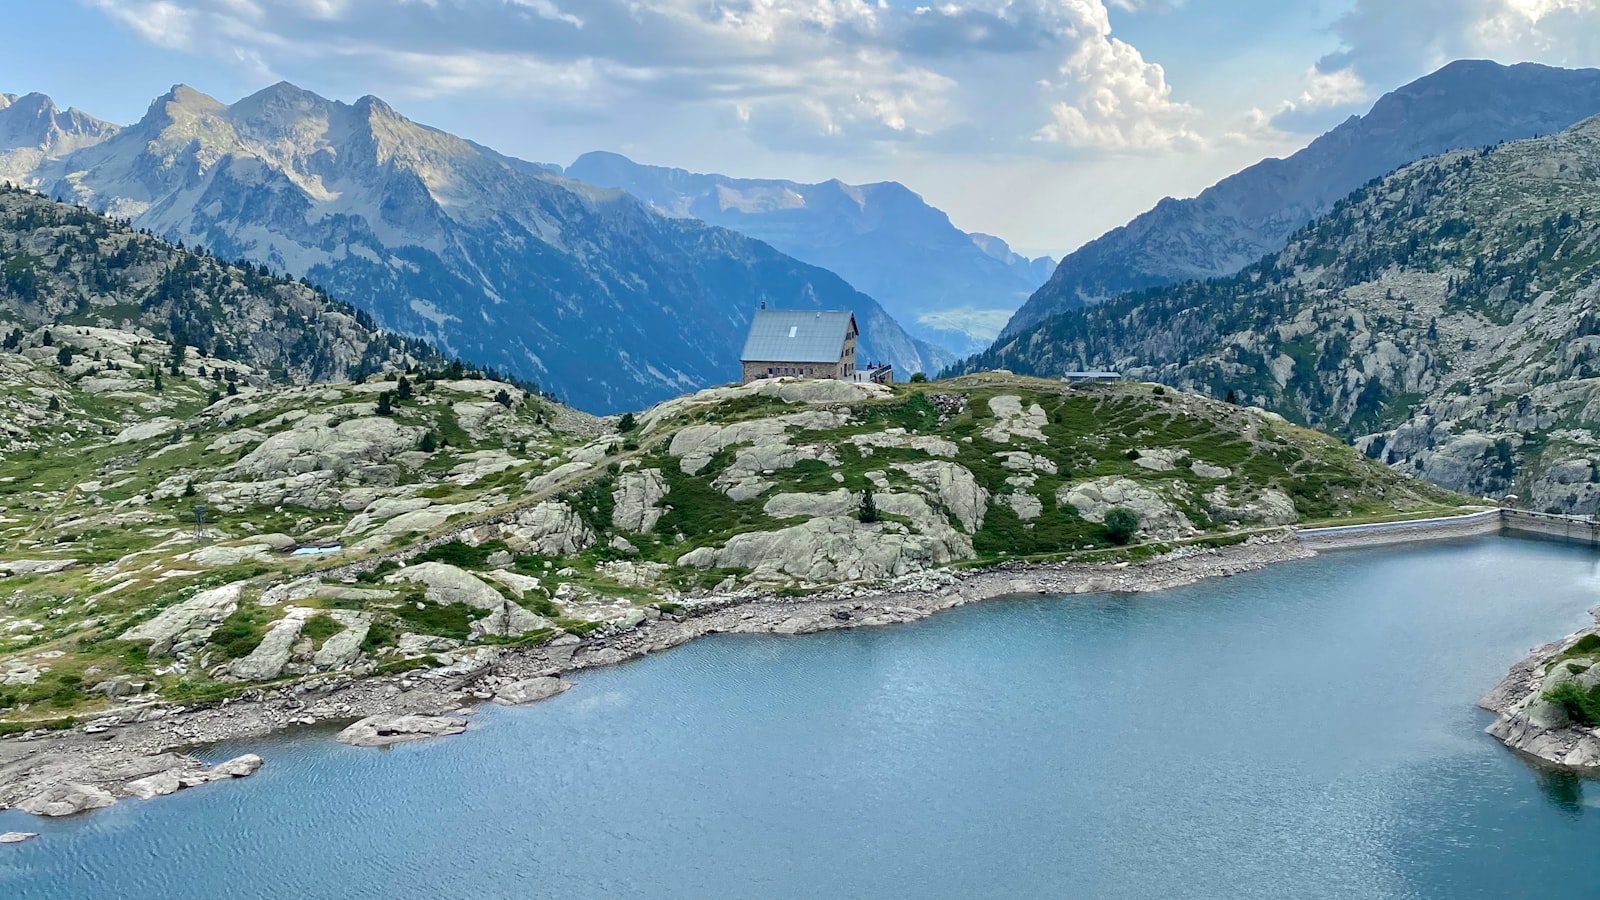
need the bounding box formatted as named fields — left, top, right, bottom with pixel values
left=82, top=0, right=1209, bottom=158
left=1260, top=65, right=1371, bottom=134
left=1033, top=18, right=1202, bottom=151
left=1319, top=0, right=1600, bottom=95
left=87, top=0, right=197, bottom=48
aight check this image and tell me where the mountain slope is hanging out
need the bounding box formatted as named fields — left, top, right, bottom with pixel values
left=963, top=115, right=1600, bottom=513
left=565, top=151, right=1053, bottom=355
left=18, top=83, right=947, bottom=412
left=0, top=92, right=117, bottom=185
left=1001, top=60, right=1600, bottom=337
left=0, top=183, right=442, bottom=385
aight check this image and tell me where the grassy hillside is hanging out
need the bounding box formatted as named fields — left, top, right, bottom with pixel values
left=0, top=353, right=1467, bottom=727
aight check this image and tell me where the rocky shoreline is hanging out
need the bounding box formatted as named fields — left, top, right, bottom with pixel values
left=0, top=534, right=1313, bottom=818
left=1479, top=620, right=1600, bottom=770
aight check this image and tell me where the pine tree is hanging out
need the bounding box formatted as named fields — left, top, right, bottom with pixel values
left=397, top=376, right=413, bottom=400
left=859, top=487, right=879, bottom=524
left=376, top=391, right=394, bottom=416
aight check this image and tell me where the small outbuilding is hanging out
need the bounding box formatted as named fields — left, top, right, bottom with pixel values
left=740, top=308, right=889, bottom=384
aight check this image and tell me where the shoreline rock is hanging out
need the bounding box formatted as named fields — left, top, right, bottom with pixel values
left=336, top=714, right=468, bottom=748
left=491, top=677, right=570, bottom=706
left=1480, top=625, right=1600, bottom=769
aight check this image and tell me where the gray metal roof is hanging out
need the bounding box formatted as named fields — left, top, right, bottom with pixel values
left=740, top=309, right=855, bottom=363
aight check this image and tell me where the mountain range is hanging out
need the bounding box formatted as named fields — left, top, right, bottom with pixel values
left=2, top=83, right=954, bottom=412
left=0, top=92, right=116, bottom=185
left=564, top=152, right=1054, bottom=355
left=962, top=113, right=1600, bottom=514
left=1001, top=60, right=1600, bottom=338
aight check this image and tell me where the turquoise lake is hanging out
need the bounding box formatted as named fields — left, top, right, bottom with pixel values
left=7, top=536, right=1600, bottom=898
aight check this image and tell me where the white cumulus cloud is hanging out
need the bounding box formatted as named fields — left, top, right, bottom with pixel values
left=82, top=0, right=1208, bottom=158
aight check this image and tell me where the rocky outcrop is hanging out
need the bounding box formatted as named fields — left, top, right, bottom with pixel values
left=0, top=558, right=77, bottom=577
left=310, top=612, right=372, bottom=669
left=1204, top=487, right=1297, bottom=527
left=849, top=429, right=958, bottom=458
left=386, top=562, right=506, bottom=610
left=232, top=416, right=419, bottom=480
left=119, top=582, right=248, bottom=656
left=498, top=501, right=596, bottom=556
left=1482, top=628, right=1600, bottom=769
left=894, top=461, right=989, bottom=533
left=983, top=395, right=1047, bottom=444
left=678, top=515, right=971, bottom=583
left=1060, top=477, right=1194, bottom=538
left=611, top=469, right=668, bottom=533
left=491, top=676, right=571, bottom=706
left=469, top=603, right=552, bottom=639
left=336, top=714, right=468, bottom=748
left=17, top=783, right=118, bottom=816
left=228, top=608, right=312, bottom=681
left=668, top=409, right=849, bottom=475
left=763, top=489, right=859, bottom=519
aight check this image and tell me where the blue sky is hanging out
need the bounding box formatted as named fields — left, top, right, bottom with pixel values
left=6, top=1, right=1599, bottom=255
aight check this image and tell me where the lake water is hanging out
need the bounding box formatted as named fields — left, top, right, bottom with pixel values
left=7, top=536, right=1600, bottom=899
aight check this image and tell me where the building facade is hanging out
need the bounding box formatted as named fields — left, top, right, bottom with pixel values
left=739, top=308, right=875, bottom=384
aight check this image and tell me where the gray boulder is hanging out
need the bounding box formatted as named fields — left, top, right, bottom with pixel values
left=17, top=783, right=118, bottom=817
left=336, top=714, right=468, bottom=748
left=119, top=581, right=247, bottom=655
left=386, top=562, right=506, bottom=611
left=491, top=677, right=571, bottom=706
left=611, top=469, right=669, bottom=533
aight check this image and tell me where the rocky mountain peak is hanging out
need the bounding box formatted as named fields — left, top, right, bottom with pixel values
left=0, top=90, right=118, bottom=184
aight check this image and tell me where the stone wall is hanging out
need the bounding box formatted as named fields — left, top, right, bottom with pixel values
left=1295, top=509, right=1505, bottom=549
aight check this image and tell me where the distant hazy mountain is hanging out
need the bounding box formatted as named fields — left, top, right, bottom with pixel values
left=1001, top=60, right=1600, bottom=338
left=14, top=83, right=949, bottom=412
left=0, top=92, right=117, bottom=184
left=565, top=151, right=1054, bottom=355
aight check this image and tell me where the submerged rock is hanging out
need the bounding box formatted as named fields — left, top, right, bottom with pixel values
left=492, top=677, right=571, bottom=706
left=337, top=714, right=468, bottom=748
left=17, top=783, right=118, bottom=817
left=0, top=832, right=38, bottom=844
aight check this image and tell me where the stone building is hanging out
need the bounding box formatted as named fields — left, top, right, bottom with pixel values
left=739, top=308, right=891, bottom=384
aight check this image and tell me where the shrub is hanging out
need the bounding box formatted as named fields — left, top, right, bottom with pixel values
left=1104, top=507, right=1140, bottom=545
left=413, top=539, right=505, bottom=569
left=357, top=559, right=400, bottom=584
left=1544, top=681, right=1600, bottom=726
left=617, top=412, right=637, bottom=432
left=909, top=372, right=928, bottom=383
